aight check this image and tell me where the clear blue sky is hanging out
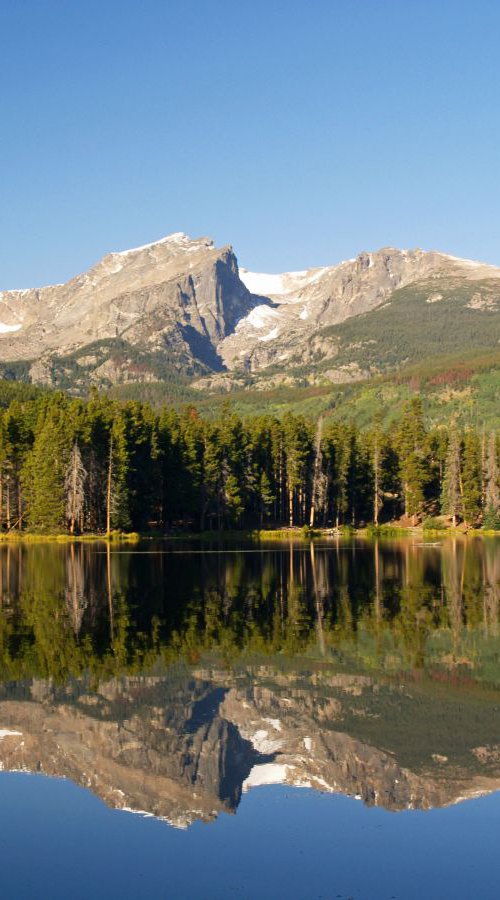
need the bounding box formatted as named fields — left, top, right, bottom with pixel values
left=2, top=0, right=500, bottom=288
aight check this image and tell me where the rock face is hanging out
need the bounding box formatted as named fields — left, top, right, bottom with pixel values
left=0, top=233, right=258, bottom=388
left=1, top=236, right=500, bottom=390
left=219, top=249, right=500, bottom=372
left=0, top=667, right=499, bottom=828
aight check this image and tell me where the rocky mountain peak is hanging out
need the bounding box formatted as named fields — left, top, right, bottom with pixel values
left=0, top=232, right=255, bottom=385
left=217, top=245, right=500, bottom=375
left=1, top=236, right=499, bottom=392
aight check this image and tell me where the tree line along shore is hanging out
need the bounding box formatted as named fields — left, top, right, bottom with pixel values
left=0, top=390, right=498, bottom=536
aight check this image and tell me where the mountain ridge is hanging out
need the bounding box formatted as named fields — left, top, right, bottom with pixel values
left=1, top=233, right=500, bottom=394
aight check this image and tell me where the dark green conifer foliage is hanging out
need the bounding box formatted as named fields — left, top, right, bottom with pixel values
left=22, top=405, right=70, bottom=531
left=461, top=432, right=482, bottom=526
left=283, top=416, right=313, bottom=526
left=108, top=412, right=131, bottom=532
left=323, top=422, right=351, bottom=527
left=258, top=471, right=274, bottom=525
left=441, top=431, right=462, bottom=525
left=396, top=398, right=428, bottom=521
left=367, top=416, right=385, bottom=526
left=0, top=387, right=494, bottom=535
left=484, top=432, right=500, bottom=521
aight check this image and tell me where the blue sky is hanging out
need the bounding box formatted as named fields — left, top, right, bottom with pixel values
left=1, top=0, right=500, bottom=287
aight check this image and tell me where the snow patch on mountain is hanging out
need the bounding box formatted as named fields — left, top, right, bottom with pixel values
left=440, top=252, right=498, bottom=270
left=243, top=306, right=280, bottom=330
left=116, top=232, right=214, bottom=257
left=259, top=326, right=280, bottom=342
left=239, top=266, right=333, bottom=301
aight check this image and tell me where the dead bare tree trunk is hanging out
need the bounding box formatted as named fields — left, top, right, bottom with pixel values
left=17, top=481, right=22, bottom=530
left=106, top=434, right=113, bottom=535
left=373, top=439, right=383, bottom=526
left=6, top=476, right=11, bottom=532
left=65, top=442, right=87, bottom=535
left=309, top=417, right=324, bottom=528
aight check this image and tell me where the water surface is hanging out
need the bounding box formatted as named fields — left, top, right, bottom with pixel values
left=0, top=536, right=499, bottom=898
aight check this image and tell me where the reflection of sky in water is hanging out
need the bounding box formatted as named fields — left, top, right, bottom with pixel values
left=1, top=774, right=499, bottom=900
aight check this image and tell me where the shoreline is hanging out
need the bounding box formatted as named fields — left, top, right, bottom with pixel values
left=0, top=526, right=498, bottom=544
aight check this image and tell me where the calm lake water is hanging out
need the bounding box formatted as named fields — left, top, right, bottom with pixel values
left=0, top=536, right=499, bottom=899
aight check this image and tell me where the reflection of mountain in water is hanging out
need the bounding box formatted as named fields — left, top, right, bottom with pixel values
left=0, top=536, right=499, bottom=826
left=1, top=662, right=500, bottom=828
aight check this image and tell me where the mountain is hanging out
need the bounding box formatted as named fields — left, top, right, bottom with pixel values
left=219, top=249, right=500, bottom=373
left=1, top=234, right=500, bottom=395
left=199, top=248, right=500, bottom=393
left=0, top=233, right=257, bottom=389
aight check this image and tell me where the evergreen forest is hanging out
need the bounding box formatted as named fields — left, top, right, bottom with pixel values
left=0, top=389, right=498, bottom=534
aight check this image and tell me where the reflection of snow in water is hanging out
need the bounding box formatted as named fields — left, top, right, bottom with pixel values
left=243, top=763, right=290, bottom=791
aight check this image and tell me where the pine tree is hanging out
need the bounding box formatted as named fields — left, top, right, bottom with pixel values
left=441, top=430, right=462, bottom=525
left=396, top=398, right=428, bottom=522
left=220, top=413, right=248, bottom=527
left=22, top=406, right=70, bottom=531
left=107, top=412, right=131, bottom=533
left=461, top=431, right=482, bottom=527
left=201, top=423, right=223, bottom=530
left=484, top=432, right=500, bottom=529
left=283, top=416, right=313, bottom=526
left=258, top=471, right=274, bottom=525
left=309, top=417, right=326, bottom=528
left=224, top=472, right=244, bottom=525
left=4, top=401, right=33, bottom=530
left=324, top=422, right=352, bottom=527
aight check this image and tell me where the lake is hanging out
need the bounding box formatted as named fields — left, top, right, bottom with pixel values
left=0, top=536, right=499, bottom=899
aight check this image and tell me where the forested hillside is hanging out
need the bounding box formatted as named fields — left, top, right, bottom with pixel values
left=0, top=390, right=498, bottom=533
left=108, top=349, right=500, bottom=430
left=317, top=278, right=500, bottom=374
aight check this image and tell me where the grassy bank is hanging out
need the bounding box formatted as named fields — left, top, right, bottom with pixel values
left=0, top=525, right=497, bottom=544
left=0, top=530, right=141, bottom=544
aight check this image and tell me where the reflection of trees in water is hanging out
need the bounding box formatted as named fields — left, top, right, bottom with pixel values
left=483, top=541, right=500, bottom=637
left=0, top=539, right=497, bottom=682
left=0, top=545, right=20, bottom=609
left=442, top=539, right=464, bottom=656
left=65, top=545, right=87, bottom=637
left=396, top=545, right=435, bottom=668
left=310, top=543, right=326, bottom=656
